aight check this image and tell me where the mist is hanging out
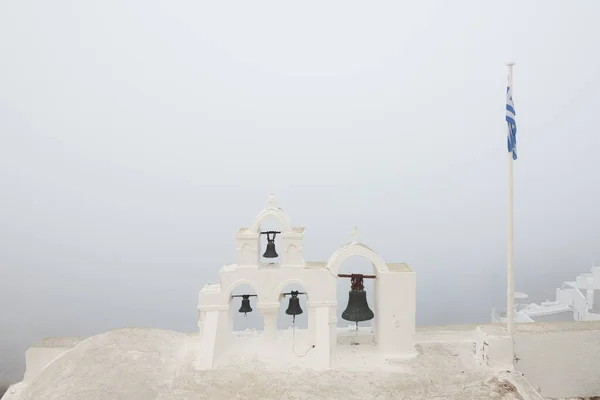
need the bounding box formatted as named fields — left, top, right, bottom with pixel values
left=2, top=0, right=600, bottom=383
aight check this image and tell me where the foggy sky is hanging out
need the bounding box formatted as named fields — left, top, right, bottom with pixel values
left=1, top=0, right=600, bottom=382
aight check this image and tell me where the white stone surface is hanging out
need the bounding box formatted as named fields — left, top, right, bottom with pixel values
left=24, top=344, right=78, bottom=382
left=513, top=321, right=600, bottom=398
left=9, top=323, right=600, bottom=399
left=3, top=326, right=527, bottom=400
left=475, top=325, right=514, bottom=372
left=5, top=328, right=190, bottom=400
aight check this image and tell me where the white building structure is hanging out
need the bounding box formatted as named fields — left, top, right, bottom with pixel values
left=196, top=194, right=417, bottom=370
left=3, top=195, right=600, bottom=400
left=492, top=266, right=600, bottom=324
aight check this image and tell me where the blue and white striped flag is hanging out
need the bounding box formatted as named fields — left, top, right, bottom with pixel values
left=506, top=81, right=517, bottom=160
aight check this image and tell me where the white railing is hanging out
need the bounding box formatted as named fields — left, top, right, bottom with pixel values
left=556, top=288, right=575, bottom=307
left=491, top=307, right=504, bottom=323
left=491, top=307, right=534, bottom=323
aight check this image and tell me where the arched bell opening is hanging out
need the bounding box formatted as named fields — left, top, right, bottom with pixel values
left=228, top=283, right=264, bottom=334
left=277, top=283, right=309, bottom=330
left=335, top=256, right=377, bottom=345
left=275, top=282, right=312, bottom=357
left=257, top=215, right=284, bottom=266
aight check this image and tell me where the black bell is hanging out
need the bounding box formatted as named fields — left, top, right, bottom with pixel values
left=263, top=240, right=278, bottom=258
left=285, top=291, right=303, bottom=317
left=238, top=295, right=253, bottom=316
left=341, top=290, right=374, bottom=323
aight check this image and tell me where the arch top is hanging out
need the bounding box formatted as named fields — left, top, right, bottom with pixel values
left=224, top=278, right=260, bottom=299
left=325, top=241, right=389, bottom=276
left=273, top=278, right=310, bottom=303
left=249, top=194, right=293, bottom=234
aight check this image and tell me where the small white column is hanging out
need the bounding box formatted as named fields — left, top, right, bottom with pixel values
left=259, top=305, right=279, bottom=342
left=314, top=305, right=331, bottom=370
left=197, top=310, right=204, bottom=339
left=329, top=307, right=337, bottom=349
left=196, top=308, right=229, bottom=370
left=307, top=301, right=336, bottom=351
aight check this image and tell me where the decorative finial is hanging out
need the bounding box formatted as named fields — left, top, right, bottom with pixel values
left=352, top=226, right=359, bottom=243
left=268, top=193, right=277, bottom=208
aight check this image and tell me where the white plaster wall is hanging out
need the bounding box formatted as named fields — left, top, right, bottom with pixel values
left=375, top=270, right=416, bottom=358
left=474, top=325, right=513, bottom=372
left=514, top=321, right=600, bottom=398
left=196, top=310, right=221, bottom=370
left=329, top=306, right=337, bottom=349
left=198, top=247, right=416, bottom=368
left=573, top=288, right=588, bottom=320
left=22, top=337, right=85, bottom=382
left=197, top=198, right=416, bottom=370
left=415, top=323, right=481, bottom=343
left=24, top=347, right=70, bottom=382
left=213, top=309, right=231, bottom=365
left=217, top=267, right=337, bottom=305
left=576, top=274, right=592, bottom=289
left=313, top=306, right=330, bottom=370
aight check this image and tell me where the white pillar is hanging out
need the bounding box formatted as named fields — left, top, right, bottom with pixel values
left=196, top=308, right=229, bottom=370
left=314, top=305, right=331, bottom=370
left=197, top=310, right=204, bottom=339
left=506, top=61, right=516, bottom=336
left=260, top=306, right=279, bottom=342
left=307, top=303, right=317, bottom=345
left=329, top=306, right=337, bottom=349
left=308, top=301, right=336, bottom=352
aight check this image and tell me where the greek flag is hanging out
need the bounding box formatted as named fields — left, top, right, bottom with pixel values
left=506, top=83, right=517, bottom=160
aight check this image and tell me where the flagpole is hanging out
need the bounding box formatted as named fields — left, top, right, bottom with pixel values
left=506, top=62, right=515, bottom=335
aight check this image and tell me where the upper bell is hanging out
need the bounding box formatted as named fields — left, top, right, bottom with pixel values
left=285, top=291, right=303, bottom=316
left=263, top=239, right=278, bottom=258
left=238, top=295, right=253, bottom=316
left=341, top=290, right=374, bottom=323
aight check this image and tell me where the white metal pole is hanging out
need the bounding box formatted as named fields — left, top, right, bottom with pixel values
left=506, top=62, right=515, bottom=335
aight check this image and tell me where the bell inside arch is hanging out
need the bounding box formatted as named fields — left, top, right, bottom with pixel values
left=262, top=231, right=279, bottom=258
left=285, top=291, right=303, bottom=317
left=263, top=240, right=278, bottom=258
left=341, top=289, right=374, bottom=323
left=238, top=295, right=253, bottom=316
left=341, top=274, right=374, bottom=325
